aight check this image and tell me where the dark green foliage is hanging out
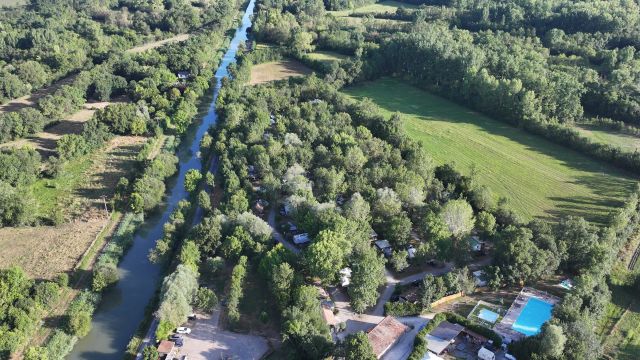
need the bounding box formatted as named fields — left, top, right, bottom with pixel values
left=282, top=285, right=333, bottom=358
left=95, top=103, right=148, bottom=135
left=344, top=331, right=376, bottom=360
left=0, top=108, right=46, bottom=143
left=193, top=287, right=218, bottom=312
left=227, top=256, right=248, bottom=325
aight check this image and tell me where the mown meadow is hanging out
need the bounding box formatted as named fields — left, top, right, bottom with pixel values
left=344, top=78, right=637, bottom=223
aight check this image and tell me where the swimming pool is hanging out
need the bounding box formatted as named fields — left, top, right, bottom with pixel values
left=512, top=297, right=554, bottom=336
left=478, top=308, right=499, bottom=324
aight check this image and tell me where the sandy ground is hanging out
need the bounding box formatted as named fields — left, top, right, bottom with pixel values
left=249, top=59, right=313, bottom=85
left=0, top=135, right=145, bottom=280
left=127, top=33, right=191, bottom=53
left=177, top=309, right=270, bottom=360
left=0, top=100, right=122, bottom=157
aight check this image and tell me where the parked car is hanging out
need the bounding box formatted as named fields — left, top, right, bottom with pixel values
left=170, top=334, right=183, bottom=341
left=176, top=327, right=191, bottom=334
left=187, top=313, right=197, bottom=320
left=175, top=338, right=184, bottom=347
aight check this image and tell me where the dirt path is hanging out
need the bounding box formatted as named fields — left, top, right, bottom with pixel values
left=0, top=100, right=123, bottom=157
left=0, top=74, right=78, bottom=114
left=127, top=34, right=190, bottom=53
left=0, top=33, right=188, bottom=116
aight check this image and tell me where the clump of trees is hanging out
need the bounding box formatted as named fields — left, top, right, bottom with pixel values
left=0, top=267, right=63, bottom=356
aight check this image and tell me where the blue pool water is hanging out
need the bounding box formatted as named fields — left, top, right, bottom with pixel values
left=512, top=297, right=554, bottom=336
left=479, top=309, right=499, bottom=323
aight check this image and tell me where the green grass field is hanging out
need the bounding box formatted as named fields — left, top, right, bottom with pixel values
left=600, top=285, right=640, bottom=360
left=344, top=78, right=637, bottom=223
left=306, top=51, right=349, bottom=64
left=329, top=0, right=417, bottom=17
left=575, top=124, right=640, bottom=152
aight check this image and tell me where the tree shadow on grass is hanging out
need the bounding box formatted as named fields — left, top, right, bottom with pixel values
left=72, top=143, right=142, bottom=210
left=347, top=78, right=639, bottom=224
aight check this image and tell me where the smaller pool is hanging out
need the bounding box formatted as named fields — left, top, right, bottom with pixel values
left=512, top=297, right=554, bottom=336
left=478, top=309, right=499, bottom=324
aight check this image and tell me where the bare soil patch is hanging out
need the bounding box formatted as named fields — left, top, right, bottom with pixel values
left=0, top=135, right=145, bottom=280
left=127, top=33, right=191, bottom=53
left=249, top=59, right=312, bottom=85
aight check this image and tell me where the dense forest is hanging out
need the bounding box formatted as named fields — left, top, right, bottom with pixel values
left=0, top=0, right=230, bottom=103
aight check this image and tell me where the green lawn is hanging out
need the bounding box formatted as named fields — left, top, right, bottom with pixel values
left=306, top=51, right=349, bottom=64
left=575, top=124, right=640, bottom=152
left=329, top=0, right=417, bottom=17
left=31, top=155, right=94, bottom=220
left=600, top=285, right=640, bottom=359
left=343, top=78, right=637, bottom=223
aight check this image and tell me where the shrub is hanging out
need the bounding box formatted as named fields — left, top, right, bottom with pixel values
left=227, top=256, right=248, bottom=324
left=155, top=320, right=174, bottom=340
left=384, top=301, right=422, bottom=316
left=193, top=287, right=218, bottom=312
left=44, top=330, right=77, bottom=359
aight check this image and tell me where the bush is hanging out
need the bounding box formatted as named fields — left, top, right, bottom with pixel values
left=44, top=330, right=77, bottom=359
left=155, top=320, right=174, bottom=341
left=384, top=301, right=422, bottom=316
left=33, top=282, right=60, bottom=308
left=407, top=313, right=447, bottom=360
left=92, top=261, right=119, bottom=292
left=227, top=256, right=248, bottom=325
left=193, top=287, right=218, bottom=312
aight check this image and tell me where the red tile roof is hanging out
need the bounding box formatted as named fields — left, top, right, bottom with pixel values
left=157, top=340, right=174, bottom=354
left=367, top=316, right=409, bottom=358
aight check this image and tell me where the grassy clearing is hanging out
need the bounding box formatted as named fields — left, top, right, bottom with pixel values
left=234, top=267, right=281, bottom=337
left=329, top=0, right=417, bottom=17
left=307, top=51, right=349, bottom=64
left=0, top=136, right=145, bottom=280
left=575, top=124, right=640, bottom=152
left=343, top=78, right=637, bottom=223
left=126, top=33, right=191, bottom=53
left=249, top=59, right=313, bottom=85
left=600, top=285, right=640, bottom=359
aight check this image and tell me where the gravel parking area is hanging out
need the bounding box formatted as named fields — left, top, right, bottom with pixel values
left=177, top=309, right=270, bottom=360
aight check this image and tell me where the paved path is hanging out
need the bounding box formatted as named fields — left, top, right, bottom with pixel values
left=135, top=318, right=159, bottom=360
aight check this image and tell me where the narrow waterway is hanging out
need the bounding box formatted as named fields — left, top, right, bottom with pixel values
left=67, top=1, right=255, bottom=357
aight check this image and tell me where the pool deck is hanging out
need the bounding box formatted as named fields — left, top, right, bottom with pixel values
left=493, top=287, right=559, bottom=343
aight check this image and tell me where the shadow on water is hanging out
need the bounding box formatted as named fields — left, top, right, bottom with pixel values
left=347, top=78, right=639, bottom=224
left=66, top=1, right=256, bottom=358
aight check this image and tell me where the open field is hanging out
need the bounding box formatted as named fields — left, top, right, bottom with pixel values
left=0, top=136, right=145, bottom=280
left=575, top=124, right=640, bottom=152
left=307, top=51, right=349, bottom=64
left=126, top=33, right=191, bottom=53
left=249, top=59, right=312, bottom=85
left=600, top=285, right=640, bottom=360
left=344, top=78, right=637, bottom=223
left=329, top=0, right=417, bottom=17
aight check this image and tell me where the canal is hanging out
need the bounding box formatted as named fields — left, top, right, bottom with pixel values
left=67, top=1, right=255, bottom=357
